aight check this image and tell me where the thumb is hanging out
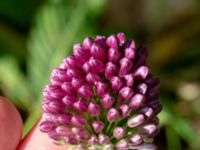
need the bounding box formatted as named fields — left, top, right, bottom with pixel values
left=0, top=96, right=23, bottom=150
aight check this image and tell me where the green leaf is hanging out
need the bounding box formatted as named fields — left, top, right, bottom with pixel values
left=0, top=56, right=33, bottom=112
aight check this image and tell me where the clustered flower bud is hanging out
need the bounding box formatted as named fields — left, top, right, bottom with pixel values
left=40, top=33, right=162, bottom=149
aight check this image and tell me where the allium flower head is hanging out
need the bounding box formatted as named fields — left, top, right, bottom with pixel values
left=40, top=33, right=162, bottom=149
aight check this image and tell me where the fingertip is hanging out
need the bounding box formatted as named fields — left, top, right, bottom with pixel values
left=0, top=96, right=23, bottom=150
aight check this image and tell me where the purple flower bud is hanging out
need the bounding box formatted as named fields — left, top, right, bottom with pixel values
left=83, top=37, right=94, bottom=49
left=86, top=73, right=102, bottom=85
left=39, top=121, right=56, bottom=133
left=71, top=114, right=87, bottom=127
left=56, top=126, right=70, bottom=136
left=99, top=134, right=110, bottom=144
left=116, top=139, right=128, bottom=150
left=73, top=44, right=90, bottom=63
left=61, top=55, right=82, bottom=69
left=71, top=78, right=84, bottom=90
left=119, top=104, right=131, bottom=117
left=107, top=108, right=120, bottom=122
left=105, top=62, right=119, bottom=79
left=129, top=94, right=146, bottom=109
left=58, top=113, right=72, bottom=125
left=124, top=74, right=134, bottom=87
left=106, top=35, right=119, bottom=49
left=92, top=120, right=104, bottom=133
left=51, top=68, right=69, bottom=81
left=140, top=108, right=154, bottom=121
left=48, top=130, right=61, bottom=141
left=110, top=76, right=123, bottom=92
left=78, top=84, right=93, bottom=98
left=79, top=129, right=90, bottom=140
left=124, top=40, right=135, bottom=49
left=119, top=86, right=134, bottom=101
left=136, top=83, right=148, bottom=95
left=88, top=57, right=105, bottom=73
left=66, top=68, right=85, bottom=79
left=117, top=32, right=126, bottom=46
left=133, top=66, right=149, bottom=80
left=113, top=127, right=126, bottom=139
left=64, top=134, right=77, bottom=144
left=101, top=93, right=115, bottom=109
left=140, top=124, right=159, bottom=137
left=61, top=82, right=76, bottom=95
left=43, top=101, right=65, bottom=113
left=43, top=85, right=65, bottom=100
left=88, top=102, right=100, bottom=116
left=127, top=114, right=145, bottom=128
left=95, top=82, right=108, bottom=97
left=129, top=134, right=143, bottom=146
left=108, top=48, right=121, bottom=63
left=119, top=58, right=133, bottom=76
left=145, top=76, right=160, bottom=87
left=88, top=135, right=99, bottom=145
left=62, top=95, right=78, bottom=108
left=73, top=98, right=88, bottom=112
left=125, top=48, right=135, bottom=59
left=91, top=43, right=106, bottom=61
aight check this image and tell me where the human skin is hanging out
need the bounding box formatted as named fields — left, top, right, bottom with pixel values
left=0, top=96, right=67, bottom=150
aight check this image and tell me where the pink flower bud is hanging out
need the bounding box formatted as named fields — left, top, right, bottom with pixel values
left=124, top=74, right=134, bottom=87
left=83, top=37, right=94, bottom=49
left=71, top=114, right=87, bottom=127
left=105, top=62, right=119, bottom=79
left=140, top=124, right=159, bottom=137
left=117, top=32, right=126, bottom=46
left=127, top=114, right=145, bottom=128
left=56, top=126, right=70, bottom=136
left=116, top=139, right=128, bottom=150
left=78, top=84, right=93, bottom=98
left=119, top=104, right=131, bottom=117
left=110, top=76, right=123, bottom=92
left=88, top=102, right=100, bottom=116
left=99, top=134, right=110, bottom=144
left=119, top=58, right=133, bottom=76
left=119, top=86, right=134, bottom=101
left=62, top=95, right=78, bottom=107
left=125, top=48, right=135, bottom=59
left=101, top=93, right=115, bottom=109
left=136, top=83, right=148, bottom=95
left=133, top=66, right=149, bottom=80
left=58, top=114, right=72, bottom=125
left=113, top=127, right=126, bottom=139
left=61, top=82, right=76, bottom=95
left=73, top=44, right=90, bottom=63
left=73, top=98, right=88, bottom=112
left=92, top=120, right=104, bottom=133
left=86, top=73, right=102, bottom=84
left=107, top=108, right=120, bottom=122
left=71, top=78, right=84, bottom=90
left=130, top=134, right=143, bottom=146
left=88, top=57, right=105, bottom=73
left=106, top=35, right=119, bottom=49
left=91, top=43, right=106, bottom=61
left=129, top=94, right=146, bottom=109
left=39, top=121, right=56, bottom=133
left=95, top=82, right=108, bottom=97
left=88, top=135, right=99, bottom=145
left=108, top=48, right=121, bottom=63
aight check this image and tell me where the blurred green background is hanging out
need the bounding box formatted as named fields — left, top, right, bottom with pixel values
left=0, top=0, right=200, bottom=149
